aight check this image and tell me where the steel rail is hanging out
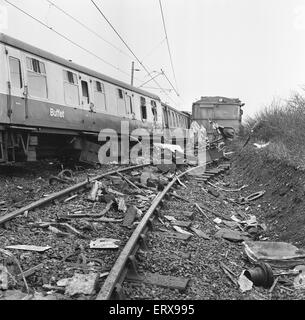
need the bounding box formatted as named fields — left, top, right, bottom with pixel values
left=96, top=162, right=211, bottom=300
left=0, top=164, right=148, bottom=226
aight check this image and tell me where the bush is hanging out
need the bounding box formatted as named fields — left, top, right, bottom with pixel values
left=243, top=89, right=305, bottom=168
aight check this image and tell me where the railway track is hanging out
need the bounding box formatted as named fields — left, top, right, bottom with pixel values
left=97, top=162, right=230, bottom=300
left=0, top=159, right=231, bottom=300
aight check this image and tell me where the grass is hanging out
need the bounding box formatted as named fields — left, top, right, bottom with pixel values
left=242, top=89, right=305, bottom=168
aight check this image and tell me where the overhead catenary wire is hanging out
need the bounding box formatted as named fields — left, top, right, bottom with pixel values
left=45, top=0, right=133, bottom=60
left=140, top=37, right=166, bottom=64
left=90, top=0, right=179, bottom=106
left=4, top=0, right=133, bottom=79
left=161, top=69, right=180, bottom=97
left=158, top=0, right=179, bottom=95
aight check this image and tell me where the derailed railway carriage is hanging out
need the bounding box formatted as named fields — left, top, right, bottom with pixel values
left=0, top=33, right=190, bottom=164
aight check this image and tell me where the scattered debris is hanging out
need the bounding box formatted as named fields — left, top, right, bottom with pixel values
left=116, top=197, right=127, bottom=213
left=194, top=203, right=212, bottom=222
left=269, top=277, right=279, bottom=293
left=90, top=238, right=120, bottom=249
left=0, top=265, right=8, bottom=290
left=244, top=241, right=305, bottom=268
left=173, top=226, right=193, bottom=236
left=213, top=218, right=222, bottom=224
left=293, top=265, right=305, bottom=290
left=5, top=245, right=51, bottom=252
left=190, top=227, right=210, bottom=240
left=253, top=142, right=270, bottom=149
left=57, top=278, right=72, bottom=287
left=215, top=228, right=251, bottom=242
left=244, top=262, right=274, bottom=289
left=220, top=262, right=238, bottom=286
left=92, top=217, right=123, bottom=223
left=64, top=194, right=78, bottom=203
left=88, top=181, right=103, bottom=202
left=238, top=271, right=253, bottom=292
left=241, top=191, right=266, bottom=203
left=65, top=273, right=99, bottom=296
left=48, top=226, right=70, bottom=237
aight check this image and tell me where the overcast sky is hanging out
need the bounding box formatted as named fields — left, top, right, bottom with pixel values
left=0, top=0, right=304, bottom=118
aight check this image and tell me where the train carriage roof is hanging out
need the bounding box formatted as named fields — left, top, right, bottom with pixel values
left=0, top=33, right=160, bottom=101
left=161, top=102, right=189, bottom=117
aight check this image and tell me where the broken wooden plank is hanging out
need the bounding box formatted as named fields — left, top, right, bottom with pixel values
left=90, top=238, right=120, bottom=249
left=172, top=221, right=192, bottom=228
left=155, top=231, right=192, bottom=241
left=126, top=272, right=189, bottom=291
left=5, top=245, right=51, bottom=252
left=16, top=263, right=44, bottom=279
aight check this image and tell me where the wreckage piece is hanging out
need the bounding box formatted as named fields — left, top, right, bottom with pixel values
left=0, top=265, right=8, bottom=290
left=5, top=245, right=51, bottom=252
left=90, top=238, right=120, bottom=249
left=16, top=263, right=44, bottom=279
left=65, top=273, right=99, bottom=296
left=241, top=191, right=266, bottom=203
left=49, top=176, right=70, bottom=185
left=91, top=217, right=123, bottom=223
left=194, top=203, right=212, bottom=222
left=215, top=228, right=251, bottom=242
left=64, top=201, right=114, bottom=219
left=48, top=226, right=70, bottom=237
left=293, top=265, right=305, bottom=290
left=116, top=172, right=142, bottom=192
left=244, top=241, right=305, bottom=269
left=169, top=191, right=189, bottom=202
left=88, top=181, right=104, bottom=202
left=116, top=197, right=127, bottom=213
left=173, top=226, right=193, bottom=236
left=238, top=271, right=253, bottom=292
left=244, top=262, right=274, bottom=289
left=190, top=227, right=210, bottom=240
left=172, top=221, right=192, bottom=228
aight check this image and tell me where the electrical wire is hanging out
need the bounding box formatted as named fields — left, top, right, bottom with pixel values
left=158, top=0, right=179, bottom=94
left=4, top=0, right=135, bottom=80
left=45, top=0, right=133, bottom=60
left=90, top=0, right=178, bottom=106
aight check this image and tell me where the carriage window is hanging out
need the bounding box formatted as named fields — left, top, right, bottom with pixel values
left=81, top=81, right=90, bottom=104
left=64, top=70, right=78, bottom=85
left=151, top=100, right=157, bottom=122
left=96, top=81, right=104, bottom=93
left=26, top=57, right=47, bottom=98
left=140, top=96, right=147, bottom=120
left=94, top=81, right=106, bottom=111
left=126, top=95, right=133, bottom=114
left=9, top=57, right=22, bottom=88
left=63, top=70, right=79, bottom=106
left=117, top=88, right=124, bottom=99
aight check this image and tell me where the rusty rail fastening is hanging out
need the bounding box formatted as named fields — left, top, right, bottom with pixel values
left=96, top=162, right=212, bottom=300
left=0, top=164, right=149, bottom=226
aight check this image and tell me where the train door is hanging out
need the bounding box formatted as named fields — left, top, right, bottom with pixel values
left=79, top=74, right=92, bottom=129
left=116, top=88, right=127, bottom=118
left=5, top=46, right=26, bottom=124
